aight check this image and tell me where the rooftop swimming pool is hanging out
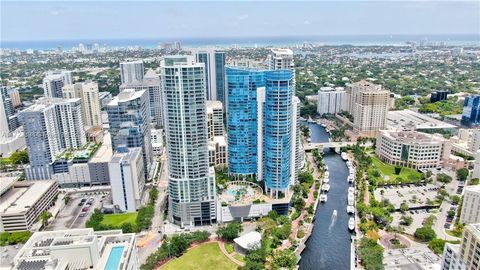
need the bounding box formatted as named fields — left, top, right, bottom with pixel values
left=104, top=246, right=124, bottom=270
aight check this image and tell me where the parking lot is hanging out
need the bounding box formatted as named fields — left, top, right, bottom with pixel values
left=374, top=183, right=441, bottom=209
left=391, top=210, right=434, bottom=235
left=48, top=191, right=108, bottom=231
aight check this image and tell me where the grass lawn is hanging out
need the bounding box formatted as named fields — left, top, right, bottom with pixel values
left=369, top=155, right=422, bottom=184
left=101, top=212, right=138, bottom=226
left=233, top=253, right=245, bottom=263
left=224, top=242, right=234, bottom=254
left=162, top=242, right=237, bottom=270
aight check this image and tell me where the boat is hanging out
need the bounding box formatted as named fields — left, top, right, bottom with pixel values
left=325, top=165, right=329, bottom=171
left=333, top=210, right=337, bottom=217
left=348, top=193, right=354, bottom=206
left=321, top=184, right=331, bottom=192
left=341, top=152, right=348, bottom=161
left=347, top=206, right=355, bottom=214
left=323, top=176, right=329, bottom=183
left=321, top=123, right=327, bottom=128
left=324, top=171, right=329, bottom=178
left=348, top=187, right=355, bottom=194
left=307, top=138, right=311, bottom=143
left=320, top=194, right=328, bottom=203
left=348, top=217, right=355, bottom=231
left=308, top=117, right=315, bottom=123
left=347, top=176, right=354, bottom=183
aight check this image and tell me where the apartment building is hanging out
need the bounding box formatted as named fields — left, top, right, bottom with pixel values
left=460, top=185, right=480, bottom=224
left=459, top=224, right=480, bottom=270
left=12, top=228, right=138, bottom=270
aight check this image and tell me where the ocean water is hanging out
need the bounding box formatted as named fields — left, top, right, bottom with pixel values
left=2, top=34, right=479, bottom=50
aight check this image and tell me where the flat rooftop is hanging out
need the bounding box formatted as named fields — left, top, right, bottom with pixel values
left=387, top=110, right=456, bottom=130
left=0, top=181, right=57, bottom=215
left=107, top=89, right=145, bottom=106
left=89, top=133, right=113, bottom=163
left=0, top=176, right=18, bottom=195
left=380, top=130, right=444, bottom=144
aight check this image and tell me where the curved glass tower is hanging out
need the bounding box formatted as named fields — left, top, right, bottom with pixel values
left=226, top=67, right=264, bottom=176
left=263, top=70, right=294, bottom=197
left=226, top=67, right=294, bottom=198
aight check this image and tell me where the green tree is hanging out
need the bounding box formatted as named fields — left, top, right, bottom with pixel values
left=456, top=168, right=469, bottom=182
left=358, top=237, right=384, bottom=270
left=468, top=178, right=480, bottom=185
left=63, top=194, right=72, bottom=205
left=270, top=249, right=297, bottom=270
left=400, top=202, right=409, bottom=213
left=415, top=226, right=437, bottom=242
left=400, top=215, right=413, bottom=226
left=428, top=238, right=447, bottom=254
left=450, top=195, right=461, bottom=205
left=217, top=221, right=243, bottom=241
left=9, top=150, right=29, bottom=164
left=39, top=211, right=52, bottom=228
left=437, top=173, right=452, bottom=184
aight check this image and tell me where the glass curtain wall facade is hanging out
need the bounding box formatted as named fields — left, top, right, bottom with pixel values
left=263, top=70, right=294, bottom=197
left=161, top=56, right=216, bottom=226
left=226, top=67, right=294, bottom=198
left=462, top=95, right=480, bottom=127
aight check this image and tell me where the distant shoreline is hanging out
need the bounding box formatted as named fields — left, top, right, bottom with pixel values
left=2, top=34, right=479, bottom=51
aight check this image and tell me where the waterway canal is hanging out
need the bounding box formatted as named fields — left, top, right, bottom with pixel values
left=299, top=122, right=352, bottom=270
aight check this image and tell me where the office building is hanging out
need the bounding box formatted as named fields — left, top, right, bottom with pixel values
left=43, top=70, right=72, bottom=98
left=460, top=185, right=480, bottom=224
left=1, top=86, right=20, bottom=133
left=226, top=67, right=297, bottom=198
left=195, top=49, right=226, bottom=102
left=206, top=100, right=224, bottom=139
left=109, top=147, right=144, bottom=212
left=376, top=130, right=450, bottom=170
left=461, top=95, right=480, bottom=127
left=0, top=180, right=59, bottom=232
left=347, top=80, right=390, bottom=137
left=12, top=228, right=138, bottom=270
left=317, top=86, right=346, bottom=116
left=21, top=98, right=86, bottom=180
left=459, top=224, right=480, bottom=269
left=120, top=60, right=144, bottom=84
left=62, top=81, right=102, bottom=127
left=120, top=69, right=163, bottom=127
left=441, top=243, right=466, bottom=270
left=161, top=55, right=216, bottom=226
left=431, top=90, right=449, bottom=103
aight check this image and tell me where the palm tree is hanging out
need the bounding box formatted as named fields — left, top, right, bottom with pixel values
left=39, top=211, right=52, bottom=228
left=63, top=194, right=71, bottom=205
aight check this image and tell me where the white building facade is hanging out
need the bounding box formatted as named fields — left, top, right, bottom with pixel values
left=120, top=61, right=144, bottom=85
left=317, top=87, right=346, bottom=115
left=460, top=186, right=480, bottom=224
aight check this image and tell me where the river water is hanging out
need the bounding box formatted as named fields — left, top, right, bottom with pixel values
left=299, top=123, right=351, bottom=270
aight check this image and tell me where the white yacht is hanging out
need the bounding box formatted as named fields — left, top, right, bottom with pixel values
left=347, top=206, right=355, bottom=214
left=320, top=194, right=328, bottom=203
left=348, top=187, right=355, bottom=194
left=348, top=217, right=355, bottom=231
left=341, top=152, right=348, bottom=161
left=321, top=123, right=327, bottom=128
left=348, top=193, right=354, bottom=206
left=324, top=171, right=329, bottom=178
left=322, top=183, right=331, bottom=192
left=323, top=176, right=329, bottom=183
left=347, top=175, right=354, bottom=183
left=332, top=210, right=337, bottom=217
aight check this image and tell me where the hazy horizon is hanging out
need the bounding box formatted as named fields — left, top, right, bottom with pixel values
left=1, top=1, right=479, bottom=42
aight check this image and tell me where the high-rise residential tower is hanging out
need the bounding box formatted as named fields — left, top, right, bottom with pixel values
left=161, top=56, right=216, bottom=226
left=317, top=87, right=346, bottom=116
left=195, top=49, right=226, bottom=103
left=20, top=98, right=86, bottom=180
left=226, top=67, right=297, bottom=198
left=0, top=86, right=20, bottom=133
left=120, top=61, right=144, bottom=85
left=43, top=70, right=72, bottom=98
left=106, top=89, right=152, bottom=182
left=346, top=80, right=390, bottom=137
left=62, top=82, right=102, bottom=127
left=120, top=69, right=163, bottom=128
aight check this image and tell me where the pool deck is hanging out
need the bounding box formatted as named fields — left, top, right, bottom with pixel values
left=97, top=243, right=130, bottom=270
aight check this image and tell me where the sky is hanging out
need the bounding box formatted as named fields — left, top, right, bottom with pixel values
left=1, top=1, right=479, bottom=41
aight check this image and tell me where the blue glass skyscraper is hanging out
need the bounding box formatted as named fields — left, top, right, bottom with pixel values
left=226, top=67, right=263, bottom=176
left=226, top=67, right=294, bottom=198
left=263, top=70, right=294, bottom=196
left=462, top=95, right=480, bottom=126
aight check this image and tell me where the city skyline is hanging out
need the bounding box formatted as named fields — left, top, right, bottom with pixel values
left=1, top=1, right=479, bottom=42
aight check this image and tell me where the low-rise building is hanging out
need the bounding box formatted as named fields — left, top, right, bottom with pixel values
left=376, top=130, right=451, bottom=170
left=460, top=186, right=480, bottom=224
left=208, top=136, right=228, bottom=167
left=109, top=147, right=144, bottom=212
left=0, top=180, right=59, bottom=232
left=12, top=228, right=138, bottom=270
left=151, top=128, right=164, bottom=157
left=459, top=223, right=480, bottom=269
